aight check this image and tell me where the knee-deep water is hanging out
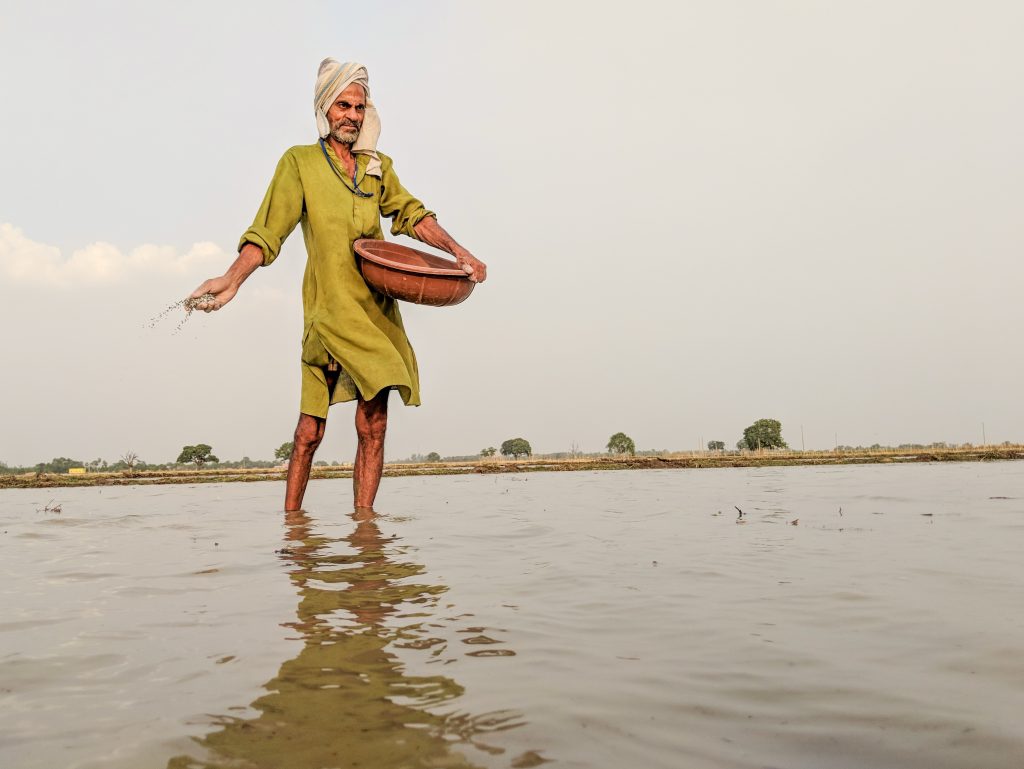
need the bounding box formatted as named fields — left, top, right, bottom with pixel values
left=2, top=462, right=1023, bottom=768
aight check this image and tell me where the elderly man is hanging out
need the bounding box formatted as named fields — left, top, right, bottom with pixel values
left=191, top=59, right=486, bottom=512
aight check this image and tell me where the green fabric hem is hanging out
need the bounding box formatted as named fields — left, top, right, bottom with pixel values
left=299, top=326, right=420, bottom=417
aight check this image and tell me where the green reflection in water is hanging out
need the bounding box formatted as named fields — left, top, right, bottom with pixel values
left=169, top=509, right=523, bottom=769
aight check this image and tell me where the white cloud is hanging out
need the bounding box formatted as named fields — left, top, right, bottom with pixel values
left=0, top=223, right=228, bottom=288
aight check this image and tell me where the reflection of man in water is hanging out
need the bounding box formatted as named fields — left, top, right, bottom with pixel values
left=167, top=510, right=516, bottom=768
left=190, top=59, right=487, bottom=511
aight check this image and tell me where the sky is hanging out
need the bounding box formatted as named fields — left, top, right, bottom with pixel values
left=1, top=1, right=1022, bottom=466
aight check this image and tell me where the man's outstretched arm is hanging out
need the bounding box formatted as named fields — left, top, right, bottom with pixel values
left=412, top=216, right=487, bottom=283
left=188, top=243, right=264, bottom=312
left=191, top=150, right=303, bottom=312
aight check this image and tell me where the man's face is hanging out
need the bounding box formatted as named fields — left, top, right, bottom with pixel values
left=326, top=83, right=366, bottom=145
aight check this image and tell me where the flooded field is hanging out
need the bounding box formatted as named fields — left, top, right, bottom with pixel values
left=2, top=462, right=1023, bottom=768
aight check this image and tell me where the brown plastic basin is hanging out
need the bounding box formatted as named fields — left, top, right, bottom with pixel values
left=354, top=239, right=475, bottom=307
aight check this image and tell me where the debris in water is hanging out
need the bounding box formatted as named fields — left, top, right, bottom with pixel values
left=790, top=518, right=799, bottom=526
left=511, top=749, right=552, bottom=768
left=37, top=499, right=62, bottom=514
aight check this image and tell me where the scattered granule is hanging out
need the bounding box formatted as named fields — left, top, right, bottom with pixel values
left=147, top=293, right=218, bottom=333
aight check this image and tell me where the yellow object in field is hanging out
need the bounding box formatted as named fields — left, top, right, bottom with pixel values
left=68, top=467, right=86, bottom=475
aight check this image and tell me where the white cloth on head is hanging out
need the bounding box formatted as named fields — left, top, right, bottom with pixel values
left=314, top=58, right=382, bottom=177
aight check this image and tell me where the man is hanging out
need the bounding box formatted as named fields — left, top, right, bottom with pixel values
left=190, top=59, right=486, bottom=512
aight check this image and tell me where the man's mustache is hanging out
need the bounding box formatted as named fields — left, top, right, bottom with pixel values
left=332, top=119, right=361, bottom=129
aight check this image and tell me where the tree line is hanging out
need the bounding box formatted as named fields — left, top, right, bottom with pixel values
left=4, top=421, right=1013, bottom=474
left=0, top=421, right=789, bottom=475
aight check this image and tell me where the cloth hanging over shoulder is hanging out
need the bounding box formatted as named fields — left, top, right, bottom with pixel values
left=314, top=58, right=382, bottom=178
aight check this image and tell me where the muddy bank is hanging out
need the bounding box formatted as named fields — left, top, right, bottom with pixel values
left=2, top=446, right=1021, bottom=490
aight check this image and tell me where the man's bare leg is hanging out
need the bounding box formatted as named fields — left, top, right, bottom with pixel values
left=284, top=413, right=326, bottom=512
left=284, top=369, right=339, bottom=512
left=353, top=389, right=390, bottom=509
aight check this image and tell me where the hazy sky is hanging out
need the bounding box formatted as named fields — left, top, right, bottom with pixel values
left=1, top=1, right=1022, bottom=466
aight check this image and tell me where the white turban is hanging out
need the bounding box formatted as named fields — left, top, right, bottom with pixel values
left=314, top=58, right=382, bottom=177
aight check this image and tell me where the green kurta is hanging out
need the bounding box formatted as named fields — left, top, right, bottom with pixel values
left=239, top=143, right=434, bottom=417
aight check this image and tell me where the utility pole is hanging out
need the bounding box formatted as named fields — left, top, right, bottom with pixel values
left=801, top=424, right=805, bottom=452
left=982, top=422, right=986, bottom=446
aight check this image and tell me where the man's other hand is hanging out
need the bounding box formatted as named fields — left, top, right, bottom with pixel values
left=411, top=217, right=487, bottom=284
left=453, top=246, right=487, bottom=283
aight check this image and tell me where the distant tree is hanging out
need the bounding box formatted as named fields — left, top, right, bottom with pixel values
left=274, top=442, right=294, bottom=462
left=313, top=460, right=329, bottom=467
left=707, top=440, right=725, bottom=451
left=425, top=451, right=442, bottom=462
left=480, top=447, right=497, bottom=457
left=606, top=432, right=636, bottom=455
left=176, top=444, right=219, bottom=467
left=740, top=419, right=788, bottom=451
left=35, top=457, right=83, bottom=474
left=121, top=451, right=139, bottom=471
left=500, top=438, right=532, bottom=459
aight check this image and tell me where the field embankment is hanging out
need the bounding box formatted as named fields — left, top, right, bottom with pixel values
left=2, top=445, right=1022, bottom=490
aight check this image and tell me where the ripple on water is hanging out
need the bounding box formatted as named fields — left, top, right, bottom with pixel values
left=1, top=465, right=1024, bottom=769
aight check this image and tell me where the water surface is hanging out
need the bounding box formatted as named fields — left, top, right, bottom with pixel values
left=2, top=462, right=1023, bottom=768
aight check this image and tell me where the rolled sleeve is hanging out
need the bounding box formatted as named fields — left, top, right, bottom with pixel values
left=378, top=153, right=434, bottom=239
left=239, top=149, right=304, bottom=266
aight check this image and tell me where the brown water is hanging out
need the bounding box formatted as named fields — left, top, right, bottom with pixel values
left=1, top=462, right=1023, bottom=769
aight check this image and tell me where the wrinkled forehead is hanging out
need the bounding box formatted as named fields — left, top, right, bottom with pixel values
left=334, top=82, right=367, bottom=105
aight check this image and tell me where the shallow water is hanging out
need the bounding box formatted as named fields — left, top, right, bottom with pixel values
left=2, top=462, right=1023, bottom=768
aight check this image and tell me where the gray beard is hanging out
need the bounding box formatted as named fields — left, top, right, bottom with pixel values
left=330, top=125, right=359, bottom=144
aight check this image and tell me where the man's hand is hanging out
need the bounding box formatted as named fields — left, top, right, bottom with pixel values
left=412, top=216, right=488, bottom=284
left=189, top=276, right=238, bottom=312
left=189, top=243, right=264, bottom=313
left=452, top=246, right=487, bottom=283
